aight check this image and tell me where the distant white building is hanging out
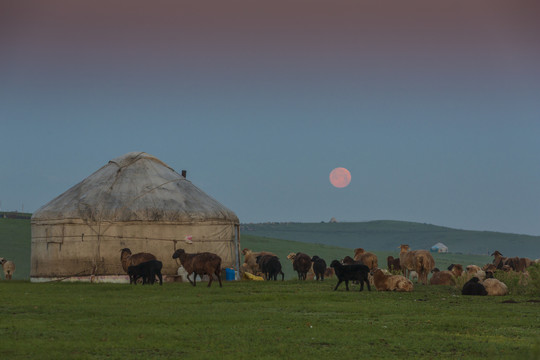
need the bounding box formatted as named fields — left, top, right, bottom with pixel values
left=431, top=242, right=448, bottom=253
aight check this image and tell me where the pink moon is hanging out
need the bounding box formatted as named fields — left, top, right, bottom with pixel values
left=329, top=167, right=351, bottom=188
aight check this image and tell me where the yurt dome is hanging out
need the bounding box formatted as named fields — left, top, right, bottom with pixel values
left=30, top=152, right=240, bottom=282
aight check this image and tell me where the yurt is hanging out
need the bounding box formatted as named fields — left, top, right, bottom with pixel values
left=30, top=152, right=240, bottom=282
left=430, top=242, right=449, bottom=253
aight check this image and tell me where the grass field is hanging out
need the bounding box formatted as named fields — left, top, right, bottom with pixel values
left=1, top=280, right=539, bottom=359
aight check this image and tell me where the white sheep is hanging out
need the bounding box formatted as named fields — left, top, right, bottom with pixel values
left=0, top=258, right=16, bottom=280
left=482, top=278, right=508, bottom=296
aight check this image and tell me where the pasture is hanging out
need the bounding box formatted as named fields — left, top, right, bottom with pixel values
left=1, top=280, right=539, bottom=359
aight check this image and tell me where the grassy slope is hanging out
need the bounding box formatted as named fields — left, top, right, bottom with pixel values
left=241, top=221, right=540, bottom=257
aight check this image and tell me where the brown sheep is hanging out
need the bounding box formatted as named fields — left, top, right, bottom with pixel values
left=172, top=249, right=222, bottom=287
left=0, top=258, right=15, bottom=280
left=387, top=256, right=401, bottom=272
left=429, top=268, right=455, bottom=286
left=466, top=264, right=485, bottom=280
left=342, top=256, right=360, bottom=265
left=120, top=248, right=156, bottom=273
left=287, top=252, right=311, bottom=280
left=241, top=248, right=276, bottom=275
left=491, top=251, right=533, bottom=272
left=353, top=248, right=378, bottom=270
left=399, top=244, right=435, bottom=285
left=371, top=268, right=413, bottom=292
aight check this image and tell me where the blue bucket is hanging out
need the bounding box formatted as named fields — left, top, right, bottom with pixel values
left=225, top=268, right=235, bottom=281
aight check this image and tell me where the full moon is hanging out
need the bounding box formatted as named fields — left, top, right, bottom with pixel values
left=329, top=167, right=351, bottom=188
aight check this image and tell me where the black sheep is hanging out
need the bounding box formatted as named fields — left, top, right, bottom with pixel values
left=461, top=277, right=487, bottom=296
left=311, top=255, right=327, bottom=281
left=128, top=259, right=163, bottom=285
left=330, top=260, right=371, bottom=291
left=256, top=255, right=284, bottom=281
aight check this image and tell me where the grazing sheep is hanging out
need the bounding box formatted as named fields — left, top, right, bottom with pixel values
left=429, top=268, right=455, bottom=286
left=399, top=245, right=435, bottom=285
left=311, top=256, right=327, bottom=281
left=371, top=268, right=413, bottom=292
left=241, top=248, right=276, bottom=275
left=482, top=278, right=508, bottom=296
left=387, top=256, right=401, bottom=272
left=330, top=260, right=371, bottom=292
left=256, top=255, right=284, bottom=281
left=461, top=277, right=487, bottom=296
left=172, top=249, right=222, bottom=288
left=120, top=248, right=156, bottom=273
left=128, top=260, right=163, bottom=285
left=0, top=258, right=15, bottom=280
left=287, top=252, right=312, bottom=280
left=353, top=248, right=378, bottom=270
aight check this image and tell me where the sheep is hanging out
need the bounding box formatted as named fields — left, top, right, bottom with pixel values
left=329, top=260, right=371, bottom=292
left=461, top=277, right=487, bottom=296
left=447, top=264, right=464, bottom=277
left=324, top=267, right=335, bottom=279
left=466, top=265, right=486, bottom=280
left=491, top=250, right=533, bottom=272
left=127, top=260, right=163, bottom=285
left=429, top=268, right=455, bottom=286
left=287, top=252, right=312, bottom=280
left=120, top=248, right=156, bottom=273
left=342, top=256, right=359, bottom=265
left=256, top=255, right=284, bottom=281
left=387, top=256, right=401, bottom=272
left=353, top=248, right=378, bottom=270
left=409, top=271, right=418, bottom=283
left=371, top=268, right=413, bottom=292
left=172, top=249, right=222, bottom=287
left=241, top=248, right=276, bottom=275
left=399, top=244, right=435, bottom=285
left=482, top=278, right=508, bottom=296
left=311, top=256, right=327, bottom=281
left=0, top=258, right=15, bottom=280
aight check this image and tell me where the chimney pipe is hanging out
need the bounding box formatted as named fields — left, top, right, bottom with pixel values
left=181, top=170, right=187, bottom=178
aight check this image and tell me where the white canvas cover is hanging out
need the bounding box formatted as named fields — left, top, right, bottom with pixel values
left=31, top=152, right=240, bottom=280
left=431, top=242, right=448, bottom=253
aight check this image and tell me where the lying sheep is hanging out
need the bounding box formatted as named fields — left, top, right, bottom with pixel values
left=256, top=255, right=284, bottom=281
left=461, top=277, right=487, bottom=296
left=371, top=268, right=413, bottom=292
left=466, top=265, right=486, bottom=280
left=128, top=260, right=163, bottom=285
left=330, top=260, right=371, bottom=292
left=311, top=255, right=327, bottom=281
left=429, top=268, right=455, bottom=286
left=0, top=258, right=15, bottom=280
left=482, top=278, right=508, bottom=296
left=172, top=249, right=222, bottom=287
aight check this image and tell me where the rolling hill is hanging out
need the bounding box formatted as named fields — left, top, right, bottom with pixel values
left=241, top=220, right=540, bottom=258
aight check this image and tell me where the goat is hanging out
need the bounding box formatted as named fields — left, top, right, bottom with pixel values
left=311, top=255, right=327, bottom=281
left=127, top=260, right=163, bottom=285
left=287, top=252, right=311, bottom=280
left=241, top=248, right=276, bottom=275
left=353, top=248, right=378, bottom=270
left=461, top=277, right=487, bottom=296
left=491, top=250, right=533, bottom=272
left=0, top=258, right=15, bottom=280
left=256, top=255, right=284, bottom=281
left=120, top=248, right=156, bottom=273
left=330, top=260, right=371, bottom=292
left=387, top=256, right=401, bottom=272
left=371, top=268, right=413, bottom=292
left=172, top=249, right=222, bottom=287
left=399, top=244, right=435, bottom=285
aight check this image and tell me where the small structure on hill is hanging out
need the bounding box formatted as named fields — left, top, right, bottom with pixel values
left=431, top=242, right=448, bottom=253
left=330, top=217, right=338, bottom=223
left=30, top=152, right=240, bottom=282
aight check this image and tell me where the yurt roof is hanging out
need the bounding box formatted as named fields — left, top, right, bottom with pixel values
left=431, top=242, right=448, bottom=249
left=32, top=152, right=239, bottom=224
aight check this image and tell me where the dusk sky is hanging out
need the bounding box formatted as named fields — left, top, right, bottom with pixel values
left=1, top=1, right=540, bottom=235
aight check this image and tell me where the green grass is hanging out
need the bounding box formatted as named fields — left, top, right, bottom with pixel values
left=1, top=280, right=539, bottom=359
left=0, top=218, right=31, bottom=279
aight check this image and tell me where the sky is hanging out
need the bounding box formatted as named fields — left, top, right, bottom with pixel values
left=1, top=0, right=540, bottom=235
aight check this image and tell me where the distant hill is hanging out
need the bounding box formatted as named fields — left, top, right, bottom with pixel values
left=241, top=220, right=540, bottom=258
